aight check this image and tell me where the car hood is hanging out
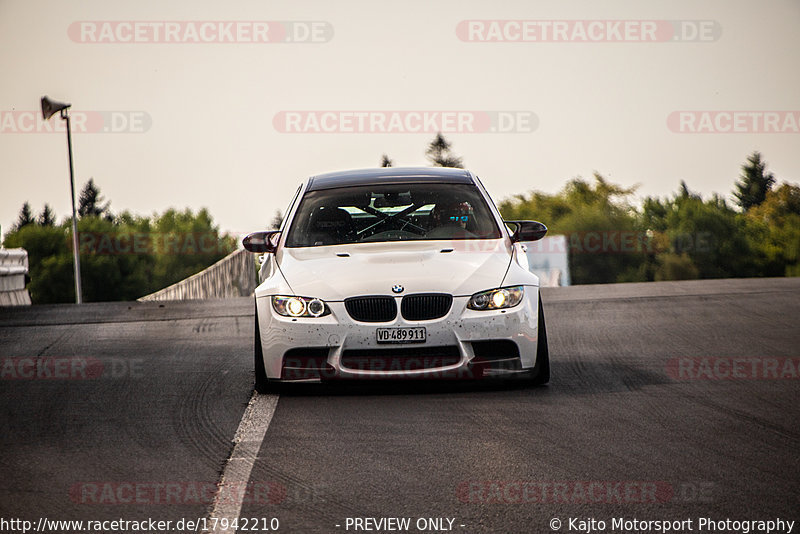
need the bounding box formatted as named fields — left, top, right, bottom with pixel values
left=276, top=240, right=512, bottom=300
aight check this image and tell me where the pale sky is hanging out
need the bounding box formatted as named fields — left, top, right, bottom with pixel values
left=1, top=0, right=798, bottom=240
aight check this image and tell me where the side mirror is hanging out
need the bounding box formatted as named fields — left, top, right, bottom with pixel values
left=242, top=231, right=281, bottom=253
left=505, top=220, right=548, bottom=242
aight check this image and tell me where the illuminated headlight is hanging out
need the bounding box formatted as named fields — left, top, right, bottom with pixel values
left=467, top=286, right=524, bottom=310
left=272, top=296, right=330, bottom=317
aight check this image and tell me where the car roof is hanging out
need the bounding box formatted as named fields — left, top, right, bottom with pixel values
left=305, top=167, right=475, bottom=191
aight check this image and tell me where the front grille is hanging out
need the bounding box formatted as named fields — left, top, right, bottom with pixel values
left=341, top=346, right=460, bottom=371
left=344, top=296, right=397, bottom=322
left=401, top=293, right=453, bottom=321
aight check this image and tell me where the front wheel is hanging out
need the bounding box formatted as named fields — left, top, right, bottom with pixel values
left=528, top=298, right=550, bottom=385
left=253, top=303, right=272, bottom=393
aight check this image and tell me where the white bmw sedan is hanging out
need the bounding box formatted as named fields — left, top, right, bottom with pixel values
left=242, top=167, right=549, bottom=391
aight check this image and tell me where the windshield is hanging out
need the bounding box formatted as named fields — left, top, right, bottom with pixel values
left=285, top=183, right=502, bottom=247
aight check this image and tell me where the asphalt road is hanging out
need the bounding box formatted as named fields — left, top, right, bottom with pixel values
left=1, top=278, right=798, bottom=534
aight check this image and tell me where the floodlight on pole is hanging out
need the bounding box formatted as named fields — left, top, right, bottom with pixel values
left=41, top=95, right=83, bottom=304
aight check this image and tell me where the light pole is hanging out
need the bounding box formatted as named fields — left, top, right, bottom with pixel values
left=41, top=96, right=83, bottom=304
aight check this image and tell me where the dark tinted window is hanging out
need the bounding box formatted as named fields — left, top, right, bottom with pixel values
left=285, top=183, right=501, bottom=247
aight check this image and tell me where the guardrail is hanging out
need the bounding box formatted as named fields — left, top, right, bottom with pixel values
left=0, top=248, right=32, bottom=306
left=138, top=248, right=256, bottom=301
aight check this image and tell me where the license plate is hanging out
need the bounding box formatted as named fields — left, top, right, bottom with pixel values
left=376, top=327, right=426, bottom=344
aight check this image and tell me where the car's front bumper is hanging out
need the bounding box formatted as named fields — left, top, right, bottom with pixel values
left=256, top=289, right=541, bottom=381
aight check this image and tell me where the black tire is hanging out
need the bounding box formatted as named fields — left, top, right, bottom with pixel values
left=529, top=298, right=550, bottom=385
left=253, top=302, right=271, bottom=393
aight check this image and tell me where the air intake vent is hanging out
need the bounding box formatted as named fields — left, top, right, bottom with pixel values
left=344, top=296, right=397, bottom=322
left=341, top=346, right=460, bottom=371
left=401, top=293, right=453, bottom=321
left=281, top=348, right=332, bottom=380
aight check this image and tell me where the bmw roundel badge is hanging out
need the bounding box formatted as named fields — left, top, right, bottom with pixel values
left=392, top=284, right=404, bottom=294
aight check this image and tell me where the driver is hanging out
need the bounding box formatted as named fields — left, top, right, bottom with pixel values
left=430, top=201, right=473, bottom=230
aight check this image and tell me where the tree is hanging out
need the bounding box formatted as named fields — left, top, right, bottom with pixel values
left=745, top=183, right=800, bottom=276
left=499, top=174, right=646, bottom=284
left=2, top=203, right=235, bottom=304
left=641, top=188, right=759, bottom=280
left=2, top=222, right=71, bottom=303
left=38, top=204, right=56, bottom=226
left=678, top=180, right=700, bottom=200
left=733, top=151, right=775, bottom=211
left=654, top=253, right=699, bottom=281
left=13, top=202, right=35, bottom=231
left=269, top=210, right=283, bottom=230
left=148, top=207, right=236, bottom=293
left=380, top=154, right=393, bottom=167
left=78, top=178, right=112, bottom=219
left=425, top=133, right=463, bottom=168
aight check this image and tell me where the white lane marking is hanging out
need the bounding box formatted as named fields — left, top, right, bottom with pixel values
left=209, top=392, right=279, bottom=534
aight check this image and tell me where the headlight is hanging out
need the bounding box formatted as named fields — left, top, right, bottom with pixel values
left=467, top=286, right=524, bottom=310
left=272, top=296, right=330, bottom=317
